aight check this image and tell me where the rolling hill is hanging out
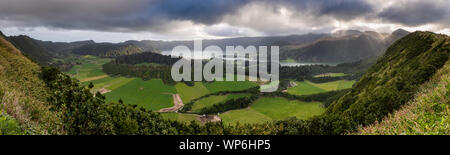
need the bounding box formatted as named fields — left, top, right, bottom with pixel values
left=322, top=31, right=449, bottom=134
left=279, top=29, right=410, bottom=63
left=72, top=43, right=143, bottom=57
left=6, top=35, right=54, bottom=65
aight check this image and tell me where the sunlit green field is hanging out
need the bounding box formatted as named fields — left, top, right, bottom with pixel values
left=67, top=55, right=111, bottom=80
left=65, top=55, right=177, bottom=111
left=175, top=82, right=210, bottom=103
left=314, top=73, right=346, bottom=77
left=105, top=79, right=177, bottom=111
left=219, top=108, right=272, bottom=125
left=287, top=80, right=355, bottom=95
left=204, top=81, right=257, bottom=93
left=287, top=81, right=326, bottom=95
left=190, top=93, right=251, bottom=113
left=220, top=97, right=325, bottom=125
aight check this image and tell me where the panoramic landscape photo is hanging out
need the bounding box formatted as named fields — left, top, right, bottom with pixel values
left=0, top=0, right=448, bottom=136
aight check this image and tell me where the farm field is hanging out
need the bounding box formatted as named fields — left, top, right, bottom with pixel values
left=219, top=108, right=272, bottom=125
left=287, top=80, right=355, bottom=95
left=204, top=80, right=257, bottom=93
left=314, top=73, right=346, bottom=77
left=175, top=82, right=210, bottom=103
left=105, top=79, right=177, bottom=111
left=190, top=93, right=251, bottom=113
left=251, top=97, right=324, bottom=120
left=220, top=97, right=325, bottom=125
left=67, top=55, right=111, bottom=80
left=65, top=55, right=178, bottom=111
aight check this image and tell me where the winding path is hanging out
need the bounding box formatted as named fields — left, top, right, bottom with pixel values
left=159, top=94, right=184, bottom=112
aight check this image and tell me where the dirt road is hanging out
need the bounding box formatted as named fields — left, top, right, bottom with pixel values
left=159, top=94, right=184, bottom=112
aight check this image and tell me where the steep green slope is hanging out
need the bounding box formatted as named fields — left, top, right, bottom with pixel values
left=6, top=35, right=53, bottom=65
left=356, top=61, right=449, bottom=135
left=324, top=31, right=449, bottom=132
left=0, top=35, right=62, bottom=134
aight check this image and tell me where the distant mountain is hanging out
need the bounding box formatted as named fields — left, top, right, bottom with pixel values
left=6, top=35, right=53, bottom=65
left=72, top=43, right=143, bottom=57
left=37, top=40, right=95, bottom=54
left=279, top=29, right=410, bottom=63
left=125, top=33, right=328, bottom=52
left=0, top=29, right=411, bottom=65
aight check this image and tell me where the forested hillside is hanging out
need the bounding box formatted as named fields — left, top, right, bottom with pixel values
left=280, top=29, right=409, bottom=63
left=72, top=43, right=143, bottom=57
left=357, top=61, right=449, bottom=135
left=324, top=31, right=449, bottom=133
left=6, top=35, right=54, bottom=65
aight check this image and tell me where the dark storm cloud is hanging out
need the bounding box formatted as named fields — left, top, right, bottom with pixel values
left=0, top=0, right=448, bottom=34
left=0, top=0, right=251, bottom=32
left=278, top=0, right=374, bottom=20
left=149, top=0, right=251, bottom=25
left=378, top=1, right=448, bottom=26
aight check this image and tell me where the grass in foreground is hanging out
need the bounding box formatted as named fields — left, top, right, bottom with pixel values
left=356, top=61, right=449, bottom=135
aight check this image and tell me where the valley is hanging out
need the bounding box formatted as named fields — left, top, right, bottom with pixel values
left=63, top=53, right=343, bottom=124
left=0, top=29, right=448, bottom=135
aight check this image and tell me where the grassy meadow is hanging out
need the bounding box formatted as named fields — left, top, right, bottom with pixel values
left=287, top=80, right=355, bottom=96
left=175, top=82, right=210, bottom=103
left=220, top=97, right=325, bottom=125
left=105, top=79, right=176, bottom=111
left=314, top=73, right=346, bottom=77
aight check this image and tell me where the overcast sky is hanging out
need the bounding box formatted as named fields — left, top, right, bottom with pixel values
left=0, top=0, right=448, bottom=42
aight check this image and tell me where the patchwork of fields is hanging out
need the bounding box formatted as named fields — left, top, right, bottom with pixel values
left=66, top=56, right=177, bottom=111
left=66, top=55, right=259, bottom=112
left=65, top=55, right=344, bottom=125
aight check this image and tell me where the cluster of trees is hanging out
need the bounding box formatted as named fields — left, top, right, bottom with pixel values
left=304, top=74, right=357, bottom=83
left=261, top=89, right=351, bottom=104
left=72, top=43, right=143, bottom=58
left=198, top=95, right=259, bottom=115
left=180, top=86, right=260, bottom=113
left=102, top=62, right=176, bottom=85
